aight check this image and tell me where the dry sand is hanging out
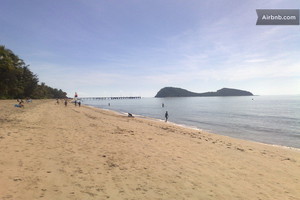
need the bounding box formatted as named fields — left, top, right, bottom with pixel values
left=0, top=100, right=299, bottom=200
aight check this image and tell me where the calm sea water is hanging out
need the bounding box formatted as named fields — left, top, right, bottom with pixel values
left=84, top=96, right=300, bottom=149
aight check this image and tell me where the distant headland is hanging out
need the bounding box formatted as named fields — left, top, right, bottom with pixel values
left=155, top=87, right=253, bottom=98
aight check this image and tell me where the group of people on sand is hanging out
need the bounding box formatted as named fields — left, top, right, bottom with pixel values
left=55, top=98, right=68, bottom=106
left=74, top=100, right=81, bottom=107
left=15, top=98, right=32, bottom=108
left=55, top=98, right=81, bottom=107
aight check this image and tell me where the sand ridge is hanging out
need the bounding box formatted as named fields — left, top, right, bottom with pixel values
left=0, top=100, right=299, bottom=200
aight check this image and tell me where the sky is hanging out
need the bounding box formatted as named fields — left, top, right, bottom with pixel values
left=1, top=0, right=300, bottom=97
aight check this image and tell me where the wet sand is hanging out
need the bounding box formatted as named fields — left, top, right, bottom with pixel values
left=0, top=100, right=299, bottom=200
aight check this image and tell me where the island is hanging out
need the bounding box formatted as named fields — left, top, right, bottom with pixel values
left=155, top=87, right=253, bottom=98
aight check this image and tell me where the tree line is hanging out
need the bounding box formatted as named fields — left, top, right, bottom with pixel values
left=0, top=45, right=67, bottom=99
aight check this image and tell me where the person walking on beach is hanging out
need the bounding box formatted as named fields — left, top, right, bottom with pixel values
left=165, top=111, right=168, bottom=122
left=64, top=99, right=68, bottom=107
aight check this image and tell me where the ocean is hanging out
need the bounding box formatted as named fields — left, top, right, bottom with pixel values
left=83, top=96, right=300, bottom=149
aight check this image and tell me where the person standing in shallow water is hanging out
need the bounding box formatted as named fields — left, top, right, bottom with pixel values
left=165, top=111, right=168, bottom=122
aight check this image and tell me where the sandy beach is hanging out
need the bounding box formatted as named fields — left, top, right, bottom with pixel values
left=0, top=100, right=299, bottom=200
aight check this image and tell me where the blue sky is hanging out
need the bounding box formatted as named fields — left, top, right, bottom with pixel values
left=1, top=0, right=300, bottom=97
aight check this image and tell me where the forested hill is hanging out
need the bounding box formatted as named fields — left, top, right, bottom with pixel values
left=155, top=87, right=253, bottom=97
left=0, top=45, right=67, bottom=99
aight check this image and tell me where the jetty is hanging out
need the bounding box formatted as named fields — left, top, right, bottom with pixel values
left=78, top=96, right=141, bottom=101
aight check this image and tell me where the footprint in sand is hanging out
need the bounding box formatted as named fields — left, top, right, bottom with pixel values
left=236, top=147, right=245, bottom=152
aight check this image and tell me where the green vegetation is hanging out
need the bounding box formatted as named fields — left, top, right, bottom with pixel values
left=0, top=45, right=67, bottom=99
left=155, top=87, right=253, bottom=98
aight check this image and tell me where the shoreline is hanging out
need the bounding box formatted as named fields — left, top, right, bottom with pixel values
left=85, top=104, right=300, bottom=152
left=1, top=100, right=300, bottom=200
